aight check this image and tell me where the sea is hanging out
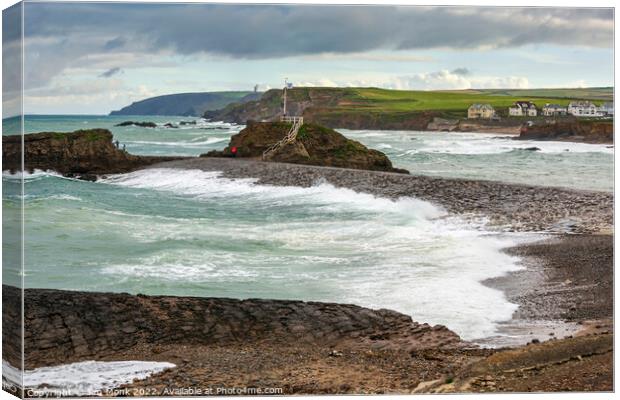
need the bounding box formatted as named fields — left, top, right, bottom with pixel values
left=2, top=115, right=614, bottom=344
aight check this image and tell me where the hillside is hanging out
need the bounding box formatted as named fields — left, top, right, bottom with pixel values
left=203, top=87, right=613, bottom=130
left=110, top=91, right=261, bottom=116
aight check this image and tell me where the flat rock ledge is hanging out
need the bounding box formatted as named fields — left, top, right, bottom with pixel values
left=2, top=285, right=464, bottom=369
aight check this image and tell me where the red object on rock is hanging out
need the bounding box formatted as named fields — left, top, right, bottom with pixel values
left=231, top=146, right=238, bottom=156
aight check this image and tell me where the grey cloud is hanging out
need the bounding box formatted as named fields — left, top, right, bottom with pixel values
left=99, top=67, right=122, bottom=78
left=451, top=68, right=471, bottom=76
left=3, top=3, right=23, bottom=94
left=103, top=37, right=126, bottom=51
left=16, top=4, right=614, bottom=89
left=23, top=4, right=613, bottom=56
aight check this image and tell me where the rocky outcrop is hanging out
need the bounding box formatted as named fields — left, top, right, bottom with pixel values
left=203, top=121, right=407, bottom=173
left=2, top=129, right=183, bottom=180
left=0, top=285, right=464, bottom=369
left=518, top=120, right=613, bottom=144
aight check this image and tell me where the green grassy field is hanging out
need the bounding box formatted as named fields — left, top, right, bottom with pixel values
left=339, top=87, right=613, bottom=115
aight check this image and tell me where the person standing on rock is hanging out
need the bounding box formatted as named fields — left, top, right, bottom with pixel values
left=115, top=140, right=120, bottom=149
left=231, top=146, right=238, bottom=157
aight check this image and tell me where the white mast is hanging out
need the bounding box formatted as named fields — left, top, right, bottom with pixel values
left=283, top=77, right=288, bottom=116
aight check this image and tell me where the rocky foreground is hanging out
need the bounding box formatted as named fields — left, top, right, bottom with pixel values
left=2, top=231, right=613, bottom=394
left=1, top=129, right=183, bottom=180
left=3, top=285, right=463, bottom=370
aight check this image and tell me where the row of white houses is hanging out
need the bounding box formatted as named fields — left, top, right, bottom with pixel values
left=468, top=100, right=614, bottom=119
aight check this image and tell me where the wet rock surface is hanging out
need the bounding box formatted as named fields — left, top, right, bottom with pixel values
left=5, top=285, right=464, bottom=369
left=150, top=157, right=612, bottom=234
left=498, top=235, right=613, bottom=322
left=2, top=129, right=184, bottom=178
left=518, top=120, right=613, bottom=144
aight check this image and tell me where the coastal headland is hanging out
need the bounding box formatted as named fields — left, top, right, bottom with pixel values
left=203, top=87, right=613, bottom=143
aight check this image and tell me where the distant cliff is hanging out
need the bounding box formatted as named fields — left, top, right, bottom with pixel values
left=110, top=91, right=261, bottom=116
left=2, top=129, right=183, bottom=180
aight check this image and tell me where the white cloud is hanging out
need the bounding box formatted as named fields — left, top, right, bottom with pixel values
left=22, top=76, right=162, bottom=114
left=296, top=70, right=530, bottom=91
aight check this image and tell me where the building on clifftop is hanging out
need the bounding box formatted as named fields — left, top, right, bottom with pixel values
left=542, top=103, right=567, bottom=117
left=467, top=103, right=495, bottom=119
left=598, top=102, right=614, bottom=116
left=509, top=101, right=538, bottom=117
left=567, top=101, right=599, bottom=117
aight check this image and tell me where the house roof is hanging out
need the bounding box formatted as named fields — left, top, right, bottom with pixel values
left=543, top=103, right=565, bottom=109
left=568, top=100, right=596, bottom=107
left=513, top=101, right=536, bottom=109
left=468, top=103, right=494, bottom=111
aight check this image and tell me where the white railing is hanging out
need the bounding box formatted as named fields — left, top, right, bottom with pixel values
left=280, top=116, right=304, bottom=124
left=262, top=117, right=304, bottom=160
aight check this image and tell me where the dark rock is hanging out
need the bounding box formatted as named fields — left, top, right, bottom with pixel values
left=163, top=122, right=178, bottom=128
left=201, top=121, right=408, bottom=174
left=114, top=121, right=157, bottom=128
left=2, top=129, right=184, bottom=176
left=3, top=285, right=464, bottom=369
left=517, top=120, right=612, bottom=144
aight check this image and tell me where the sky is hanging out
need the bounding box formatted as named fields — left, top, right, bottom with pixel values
left=2, top=2, right=615, bottom=115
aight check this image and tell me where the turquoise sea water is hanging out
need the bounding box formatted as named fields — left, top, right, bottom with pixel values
left=2, top=115, right=613, bottom=340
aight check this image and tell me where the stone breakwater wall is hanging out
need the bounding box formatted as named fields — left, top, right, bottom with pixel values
left=2, top=286, right=463, bottom=369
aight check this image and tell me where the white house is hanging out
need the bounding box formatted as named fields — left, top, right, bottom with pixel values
left=509, top=101, right=537, bottom=117
left=542, top=103, right=567, bottom=117
left=567, top=101, right=599, bottom=117
left=598, top=102, right=614, bottom=116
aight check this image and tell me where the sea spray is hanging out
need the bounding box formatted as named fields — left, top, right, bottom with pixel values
left=2, top=360, right=175, bottom=397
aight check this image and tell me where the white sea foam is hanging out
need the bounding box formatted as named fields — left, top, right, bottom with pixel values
left=2, top=359, right=175, bottom=396
left=2, top=169, right=63, bottom=181
left=100, top=168, right=539, bottom=340
left=125, top=137, right=226, bottom=147
left=342, top=129, right=613, bottom=155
